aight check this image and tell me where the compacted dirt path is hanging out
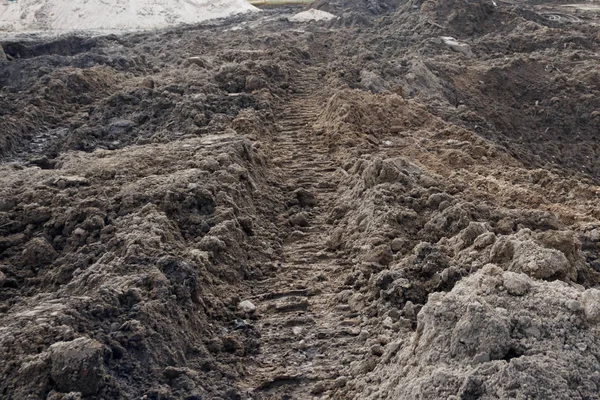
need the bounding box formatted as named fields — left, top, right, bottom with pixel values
left=240, top=68, right=359, bottom=398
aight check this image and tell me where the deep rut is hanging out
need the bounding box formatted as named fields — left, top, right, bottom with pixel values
left=241, top=68, right=359, bottom=399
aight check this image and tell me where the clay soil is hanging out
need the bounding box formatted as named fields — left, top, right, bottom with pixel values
left=1, top=1, right=600, bottom=399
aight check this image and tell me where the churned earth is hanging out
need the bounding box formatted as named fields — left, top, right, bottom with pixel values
left=1, top=1, right=600, bottom=399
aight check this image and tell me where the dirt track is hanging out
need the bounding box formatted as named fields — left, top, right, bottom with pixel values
left=1, top=1, right=600, bottom=399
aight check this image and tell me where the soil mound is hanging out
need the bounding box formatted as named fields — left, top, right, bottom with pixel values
left=0, top=0, right=257, bottom=33
left=0, top=136, right=282, bottom=399
left=1, top=1, right=600, bottom=399
left=360, top=266, right=600, bottom=399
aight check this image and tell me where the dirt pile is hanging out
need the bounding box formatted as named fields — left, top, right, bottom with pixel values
left=418, top=0, right=500, bottom=36
left=0, top=0, right=257, bottom=33
left=0, top=23, right=301, bottom=160
left=313, top=89, right=437, bottom=148
left=0, top=135, right=284, bottom=398
left=324, top=0, right=600, bottom=179
left=1, top=1, right=600, bottom=399
left=360, top=265, right=600, bottom=399
left=312, top=88, right=600, bottom=398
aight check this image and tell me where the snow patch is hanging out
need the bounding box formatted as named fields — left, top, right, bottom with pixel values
left=0, top=0, right=258, bottom=34
left=288, top=9, right=337, bottom=22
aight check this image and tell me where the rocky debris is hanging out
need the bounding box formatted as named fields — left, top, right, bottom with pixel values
left=312, top=60, right=600, bottom=398
left=239, top=300, right=257, bottom=313
left=274, top=297, right=309, bottom=312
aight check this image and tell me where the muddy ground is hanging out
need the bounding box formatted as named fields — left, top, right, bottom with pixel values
left=1, top=1, right=600, bottom=399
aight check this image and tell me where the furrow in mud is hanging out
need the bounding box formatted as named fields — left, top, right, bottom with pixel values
left=241, top=68, right=356, bottom=398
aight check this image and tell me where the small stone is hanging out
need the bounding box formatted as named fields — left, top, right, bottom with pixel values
left=490, top=237, right=515, bottom=263
left=382, top=340, right=402, bottom=363
left=245, top=75, right=267, bottom=91
left=387, top=309, right=400, bottom=321
left=292, top=326, right=303, bottom=335
left=441, top=268, right=450, bottom=282
left=222, top=335, right=244, bottom=354
left=72, top=227, right=88, bottom=243
left=317, top=181, right=335, bottom=189
left=348, top=293, right=365, bottom=311
left=198, top=235, right=226, bottom=252
left=162, top=366, right=188, bottom=379
left=238, top=300, right=256, bottom=313
left=289, top=230, right=308, bottom=242
left=357, top=330, right=369, bottom=341
left=402, top=301, right=416, bottom=319
left=566, top=300, right=581, bottom=312
left=51, top=175, right=90, bottom=188
left=366, top=134, right=380, bottom=145
left=327, top=228, right=344, bottom=250
left=396, top=317, right=412, bottom=329
left=108, top=119, right=136, bottom=135
left=275, top=297, right=309, bottom=312
left=441, top=36, right=474, bottom=57
left=473, top=232, right=496, bottom=250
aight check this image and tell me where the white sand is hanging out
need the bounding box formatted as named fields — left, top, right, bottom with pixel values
left=0, top=0, right=257, bottom=34
left=288, top=9, right=337, bottom=22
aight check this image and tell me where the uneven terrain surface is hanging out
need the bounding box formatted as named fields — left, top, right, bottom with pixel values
left=1, top=1, right=600, bottom=399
